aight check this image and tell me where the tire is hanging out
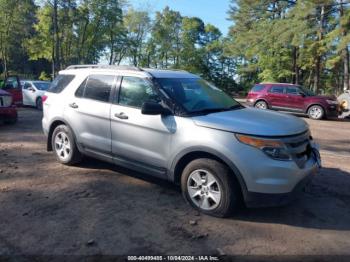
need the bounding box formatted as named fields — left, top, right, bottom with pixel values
left=307, top=105, right=324, bottom=120
left=254, top=100, right=268, bottom=110
left=36, top=97, right=43, bottom=110
left=51, top=124, right=82, bottom=165
left=181, top=158, right=239, bottom=217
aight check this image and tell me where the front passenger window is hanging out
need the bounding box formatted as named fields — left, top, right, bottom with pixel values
left=119, top=77, right=159, bottom=108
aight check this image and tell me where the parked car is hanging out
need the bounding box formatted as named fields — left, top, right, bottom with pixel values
left=2, top=75, right=23, bottom=105
left=21, top=80, right=51, bottom=110
left=0, top=89, right=17, bottom=124
left=42, top=65, right=321, bottom=217
left=246, top=83, right=340, bottom=120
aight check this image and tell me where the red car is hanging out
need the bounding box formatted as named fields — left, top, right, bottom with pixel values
left=2, top=75, right=23, bottom=105
left=0, top=89, right=17, bottom=124
left=246, top=83, right=339, bottom=120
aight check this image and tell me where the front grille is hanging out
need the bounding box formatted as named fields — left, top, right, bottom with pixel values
left=282, top=131, right=312, bottom=168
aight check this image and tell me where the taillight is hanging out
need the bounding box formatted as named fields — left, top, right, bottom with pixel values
left=42, top=95, right=48, bottom=103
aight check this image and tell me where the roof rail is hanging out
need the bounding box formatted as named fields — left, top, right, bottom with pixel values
left=65, top=64, right=143, bottom=71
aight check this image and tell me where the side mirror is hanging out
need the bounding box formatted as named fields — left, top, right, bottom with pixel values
left=299, top=92, right=306, bottom=97
left=141, top=101, right=172, bottom=115
left=28, top=87, right=35, bottom=92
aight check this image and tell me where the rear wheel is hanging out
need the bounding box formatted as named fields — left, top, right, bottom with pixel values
left=181, top=158, right=239, bottom=217
left=52, top=125, right=82, bottom=165
left=36, top=97, right=43, bottom=110
left=254, top=100, right=268, bottom=110
left=307, top=105, right=324, bottom=120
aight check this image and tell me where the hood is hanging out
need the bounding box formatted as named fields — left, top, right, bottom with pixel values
left=313, top=95, right=336, bottom=100
left=192, top=107, right=308, bottom=136
left=0, top=89, right=10, bottom=96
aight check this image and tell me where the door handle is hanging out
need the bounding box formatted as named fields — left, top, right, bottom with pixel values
left=69, top=102, right=79, bottom=109
left=114, top=112, right=128, bottom=120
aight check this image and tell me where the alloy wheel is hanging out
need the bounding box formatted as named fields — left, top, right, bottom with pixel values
left=54, top=131, right=72, bottom=161
left=187, top=169, right=222, bottom=211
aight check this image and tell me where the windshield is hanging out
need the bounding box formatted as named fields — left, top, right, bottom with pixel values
left=157, top=77, right=241, bottom=114
left=33, top=82, right=50, bottom=91
left=298, top=86, right=315, bottom=96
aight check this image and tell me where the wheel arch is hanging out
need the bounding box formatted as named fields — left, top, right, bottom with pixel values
left=306, top=103, right=325, bottom=115
left=47, top=118, right=77, bottom=151
left=254, top=99, right=269, bottom=108
left=170, top=148, right=248, bottom=198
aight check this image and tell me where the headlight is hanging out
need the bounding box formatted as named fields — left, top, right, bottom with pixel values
left=235, top=134, right=291, bottom=160
left=326, top=100, right=338, bottom=105
left=0, top=95, right=12, bottom=107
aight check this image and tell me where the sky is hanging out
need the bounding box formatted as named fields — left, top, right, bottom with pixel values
left=128, top=0, right=233, bottom=36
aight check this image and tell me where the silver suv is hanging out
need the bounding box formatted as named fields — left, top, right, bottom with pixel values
left=42, top=65, right=321, bottom=217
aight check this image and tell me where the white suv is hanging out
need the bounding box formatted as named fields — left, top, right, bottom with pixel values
left=42, top=65, right=321, bottom=217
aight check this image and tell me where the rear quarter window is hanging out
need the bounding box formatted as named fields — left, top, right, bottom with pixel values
left=47, top=74, right=75, bottom=93
left=251, top=85, right=265, bottom=92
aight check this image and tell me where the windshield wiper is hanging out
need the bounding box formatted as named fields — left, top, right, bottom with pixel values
left=190, top=104, right=243, bottom=115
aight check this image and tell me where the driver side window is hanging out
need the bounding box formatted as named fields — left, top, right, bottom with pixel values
left=118, top=76, right=159, bottom=108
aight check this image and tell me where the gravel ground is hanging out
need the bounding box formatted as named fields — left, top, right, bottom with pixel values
left=0, top=108, right=349, bottom=256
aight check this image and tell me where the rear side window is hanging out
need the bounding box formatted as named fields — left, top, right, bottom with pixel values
left=251, top=85, right=265, bottom=92
left=47, top=74, right=75, bottom=93
left=76, top=75, right=115, bottom=102
left=269, top=86, right=285, bottom=94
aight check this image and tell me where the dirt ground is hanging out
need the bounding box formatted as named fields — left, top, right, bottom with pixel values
left=0, top=107, right=349, bottom=256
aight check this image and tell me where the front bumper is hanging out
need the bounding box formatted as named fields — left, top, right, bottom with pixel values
left=325, top=105, right=340, bottom=118
left=244, top=165, right=318, bottom=207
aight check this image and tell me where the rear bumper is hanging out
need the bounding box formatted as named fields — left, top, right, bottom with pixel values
left=0, top=106, right=17, bottom=121
left=244, top=166, right=318, bottom=208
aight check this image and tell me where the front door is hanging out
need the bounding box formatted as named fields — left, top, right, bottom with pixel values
left=22, top=82, right=36, bottom=106
left=110, top=76, right=174, bottom=177
left=64, top=74, right=115, bottom=155
left=285, top=86, right=304, bottom=112
left=3, top=76, right=22, bottom=105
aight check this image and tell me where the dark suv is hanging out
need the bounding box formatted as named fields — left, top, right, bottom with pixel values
left=246, top=83, right=339, bottom=120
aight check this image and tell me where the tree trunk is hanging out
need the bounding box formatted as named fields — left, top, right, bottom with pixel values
left=292, top=46, right=299, bottom=84
left=343, top=47, right=349, bottom=91
left=314, top=5, right=325, bottom=94
left=53, top=0, right=60, bottom=72
left=340, top=0, right=349, bottom=91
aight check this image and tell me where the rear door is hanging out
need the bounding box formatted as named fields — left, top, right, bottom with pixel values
left=110, top=76, right=174, bottom=177
left=64, top=74, right=115, bottom=155
left=268, top=85, right=287, bottom=109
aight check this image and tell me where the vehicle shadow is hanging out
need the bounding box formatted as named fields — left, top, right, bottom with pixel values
left=76, top=158, right=350, bottom=231
left=233, top=167, right=350, bottom=230
left=76, top=156, right=181, bottom=193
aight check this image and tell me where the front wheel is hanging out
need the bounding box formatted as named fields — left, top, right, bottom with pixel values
left=181, top=158, right=239, bottom=217
left=307, top=105, right=324, bottom=120
left=52, top=125, right=82, bottom=165
left=254, top=100, right=268, bottom=110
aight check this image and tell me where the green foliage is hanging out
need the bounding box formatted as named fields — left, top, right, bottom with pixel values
left=39, top=71, right=51, bottom=81
left=227, top=0, right=350, bottom=94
